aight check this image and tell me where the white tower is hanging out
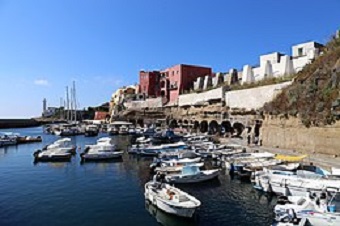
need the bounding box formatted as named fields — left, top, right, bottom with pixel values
left=43, top=98, right=47, bottom=113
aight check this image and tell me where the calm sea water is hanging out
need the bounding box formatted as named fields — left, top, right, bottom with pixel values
left=0, top=127, right=276, bottom=226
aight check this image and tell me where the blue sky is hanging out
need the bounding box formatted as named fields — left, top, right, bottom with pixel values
left=0, top=0, right=339, bottom=118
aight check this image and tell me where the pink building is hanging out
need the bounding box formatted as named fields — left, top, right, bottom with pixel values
left=160, top=64, right=212, bottom=103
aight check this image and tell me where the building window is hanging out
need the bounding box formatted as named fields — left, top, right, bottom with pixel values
left=298, top=48, right=303, bottom=57
left=172, top=71, right=174, bottom=76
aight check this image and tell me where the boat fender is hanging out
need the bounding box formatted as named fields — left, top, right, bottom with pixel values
left=33, top=150, right=41, bottom=157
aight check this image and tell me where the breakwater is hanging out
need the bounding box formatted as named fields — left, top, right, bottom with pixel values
left=0, top=119, right=40, bottom=129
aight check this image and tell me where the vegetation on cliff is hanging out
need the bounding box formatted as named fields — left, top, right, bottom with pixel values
left=263, top=34, right=340, bottom=127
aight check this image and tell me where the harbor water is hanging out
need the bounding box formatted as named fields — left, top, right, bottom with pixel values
left=0, top=127, right=276, bottom=226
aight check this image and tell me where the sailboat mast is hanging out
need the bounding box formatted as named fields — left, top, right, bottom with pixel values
left=66, top=86, right=70, bottom=121
left=73, top=81, right=77, bottom=122
left=70, top=86, right=74, bottom=122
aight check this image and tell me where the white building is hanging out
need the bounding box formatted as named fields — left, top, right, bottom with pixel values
left=241, top=41, right=323, bottom=84
left=192, top=41, right=324, bottom=89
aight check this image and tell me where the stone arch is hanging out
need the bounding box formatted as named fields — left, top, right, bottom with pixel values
left=129, top=119, right=136, bottom=125
left=221, top=120, right=233, bottom=136
left=178, top=119, right=183, bottom=125
left=183, top=119, right=189, bottom=125
left=200, top=120, right=208, bottom=133
left=254, top=120, right=262, bottom=145
left=160, top=81, right=166, bottom=88
left=233, top=122, right=245, bottom=137
left=137, top=119, right=144, bottom=127
left=208, top=120, right=219, bottom=134
left=193, top=121, right=200, bottom=128
left=169, top=119, right=178, bottom=129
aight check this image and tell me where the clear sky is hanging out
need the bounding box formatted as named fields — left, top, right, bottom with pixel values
left=0, top=0, right=339, bottom=118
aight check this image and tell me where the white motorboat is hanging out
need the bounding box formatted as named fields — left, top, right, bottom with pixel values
left=274, top=192, right=340, bottom=226
left=253, top=167, right=340, bottom=196
left=144, top=181, right=201, bottom=217
left=84, top=125, right=99, bottom=137
left=119, top=125, right=129, bottom=135
left=0, top=133, right=18, bottom=147
left=165, top=165, right=219, bottom=184
left=155, top=162, right=204, bottom=174
left=80, top=137, right=123, bottom=161
left=150, top=151, right=201, bottom=169
left=33, top=138, right=76, bottom=162
left=140, top=142, right=187, bottom=156
left=128, top=126, right=136, bottom=135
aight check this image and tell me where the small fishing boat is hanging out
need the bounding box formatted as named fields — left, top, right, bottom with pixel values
left=80, top=137, right=123, bottom=161
left=0, top=133, right=18, bottom=147
left=84, top=125, right=99, bottom=137
left=119, top=125, right=129, bottom=135
left=16, top=135, right=42, bottom=144
left=165, top=165, right=219, bottom=184
left=128, top=126, right=136, bottom=135
left=144, top=181, right=201, bottom=217
left=155, top=162, right=204, bottom=174
left=33, top=138, right=76, bottom=162
left=140, top=142, right=187, bottom=156
left=150, top=157, right=201, bottom=170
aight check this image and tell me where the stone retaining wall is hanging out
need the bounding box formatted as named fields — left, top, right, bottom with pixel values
left=225, top=81, right=292, bottom=110
left=178, top=87, right=225, bottom=107
left=261, top=116, right=340, bottom=156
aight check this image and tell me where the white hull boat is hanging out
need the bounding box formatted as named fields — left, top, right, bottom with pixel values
left=274, top=192, right=340, bottom=226
left=155, top=162, right=204, bottom=173
left=34, top=138, right=76, bottom=162
left=165, top=166, right=219, bottom=184
left=144, top=181, right=201, bottom=218
left=254, top=169, right=340, bottom=196
left=80, top=137, right=123, bottom=161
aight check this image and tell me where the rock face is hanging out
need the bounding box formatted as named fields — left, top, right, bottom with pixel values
left=261, top=116, right=340, bottom=156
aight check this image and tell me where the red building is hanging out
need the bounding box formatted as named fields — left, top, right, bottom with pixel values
left=94, top=111, right=109, bottom=121
left=139, top=71, right=160, bottom=98
left=139, top=64, right=212, bottom=104
left=160, top=64, right=212, bottom=103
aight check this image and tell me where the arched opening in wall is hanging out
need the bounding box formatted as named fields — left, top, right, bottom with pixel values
left=193, top=121, right=200, bottom=131
left=208, top=120, right=219, bottom=135
left=183, top=119, right=189, bottom=127
left=161, top=81, right=166, bottom=88
left=105, top=115, right=111, bottom=122
left=161, top=90, right=165, bottom=97
left=233, top=122, right=245, bottom=138
left=200, top=120, right=208, bottom=133
left=137, top=119, right=144, bottom=127
left=254, top=120, right=262, bottom=145
left=221, top=121, right=233, bottom=137
left=129, top=119, right=136, bottom=125
left=169, top=119, right=178, bottom=129
left=178, top=119, right=183, bottom=126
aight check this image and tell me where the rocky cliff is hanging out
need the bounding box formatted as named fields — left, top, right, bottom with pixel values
left=261, top=34, right=340, bottom=156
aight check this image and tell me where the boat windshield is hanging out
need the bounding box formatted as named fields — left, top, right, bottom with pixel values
left=182, top=166, right=200, bottom=175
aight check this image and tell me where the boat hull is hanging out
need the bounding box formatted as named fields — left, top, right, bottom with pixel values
left=166, top=170, right=220, bottom=184
left=81, top=152, right=123, bottom=161
left=155, top=198, right=197, bottom=218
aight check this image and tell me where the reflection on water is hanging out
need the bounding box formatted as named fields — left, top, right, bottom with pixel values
left=0, top=127, right=276, bottom=226
left=145, top=200, right=197, bottom=226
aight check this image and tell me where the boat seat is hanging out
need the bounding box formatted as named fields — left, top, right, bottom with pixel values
left=178, top=195, right=190, bottom=202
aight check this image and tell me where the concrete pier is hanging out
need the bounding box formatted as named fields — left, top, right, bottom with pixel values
left=0, top=119, right=40, bottom=129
